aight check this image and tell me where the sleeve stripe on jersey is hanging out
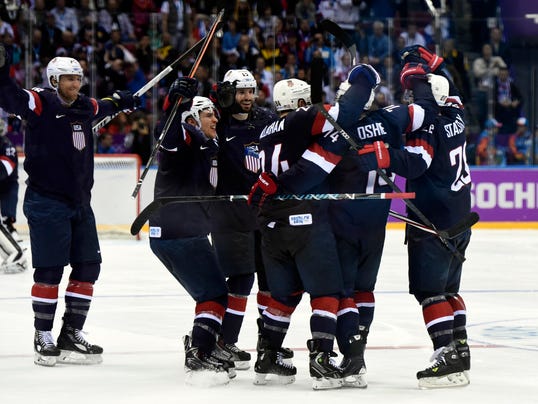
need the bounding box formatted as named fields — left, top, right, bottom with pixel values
left=311, top=104, right=331, bottom=134
left=0, top=157, right=15, bottom=176
left=405, top=140, right=433, bottom=167
left=23, top=89, right=42, bottom=115
left=91, top=98, right=99, bottom=115
left=408, top=104, right=426, bottom=132
left=302, top=142, right=342, bottom=173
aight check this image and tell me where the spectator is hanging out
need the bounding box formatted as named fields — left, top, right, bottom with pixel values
left=294, top=0, right=317, bottom=27
left=221, top=19, right=241, bottom=53
left=494, top=66, right=523, bottom=135
left=233, top=0, right=254, bottom=34
left=506, top=117, right=532, bottom=165
left=256, top=4, right=279, bottom=40
left=400, top=22, right=427, bottom=48
left=124, top=111, right=151, bottom=165
left=97, top=0, right=136, bottom=44
left=476, top=118, right=503, bottom=165
left=366, top=20, right=390, bottom=79
left=236, top=33, right=259, bottom=71
left=134, top=34, right=153, bottom=77
left=160, top=0, right=192, bottom=51
left=489, top=26, right=511, bottom=67
left=50, top=0, right=79, bottom=34
left=441, top=38, right=471, bottom=102
left=96, top=132, right=116, bottom=154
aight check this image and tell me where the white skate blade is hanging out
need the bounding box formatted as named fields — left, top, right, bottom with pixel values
left=58, top=350, right=103, bottom=365
left=233, top=360, right=250, bottom=370
left=312, top=377, right=344, bottom=390
left=226, top=367, right=237, bottom=379
left=343, top=373, right=367, bottom=388
left=418, top=372, right=469, bottom=389
left=185, top=369, right=230, bottom=387
left=253, top=372, right=295, bottom=385
left=34, top=353, right=58, bottom=367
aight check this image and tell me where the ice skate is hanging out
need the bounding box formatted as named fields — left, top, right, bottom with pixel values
left=456, top=339, right=471, bottom=381
left=183, top=335, right=230, bottom=387
left=307, top=339, right=344, bottom=390
left=253, top=337, right=296, bottom=385
left=1, top=250, right=27, bottom=274
left=340, top=334, right=367, bottom=388
left=56, top=324, right=103, bottom=365
left=215, top=337, right=251, bottom=370
left=417, top=344, right=469, bottom=389
left=34, top=330, right=61, bottom=367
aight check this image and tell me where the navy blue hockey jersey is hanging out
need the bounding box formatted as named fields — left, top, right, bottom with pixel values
left=0, top=134, right=18, bottom=192
left=0, top=77, right=121, bottom=205
left=149, top=108, right=219, bottom=239
left=211, top=106, right=277, bottom=232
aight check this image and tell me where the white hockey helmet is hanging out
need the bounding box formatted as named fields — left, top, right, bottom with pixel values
left=223, top=69, right=257, bottom=90
left=273, top=78, right=311, bottom=112
left=427, top=73, right=449, bottom=106
left=181, top=96, right=217, bottom=126
left=46, top=57, right=83, bottom=89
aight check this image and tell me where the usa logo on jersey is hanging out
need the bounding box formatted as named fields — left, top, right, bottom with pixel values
left=72, top=123, right=86, bottom=151
left=244, top=143, right=260, bottom=173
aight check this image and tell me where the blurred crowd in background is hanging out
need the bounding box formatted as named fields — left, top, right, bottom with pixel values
left=0, top=0, right=536, bottom=166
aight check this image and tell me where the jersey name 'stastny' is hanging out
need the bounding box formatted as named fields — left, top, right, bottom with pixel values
left=444, top=115, right=465, bottom=138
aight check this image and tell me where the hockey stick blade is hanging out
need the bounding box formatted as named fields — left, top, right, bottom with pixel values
left=130, top=192, right=415, bottom=235
left=320, top=19, right=357, bottom=63
left=442, top=211, right=480, bottom=238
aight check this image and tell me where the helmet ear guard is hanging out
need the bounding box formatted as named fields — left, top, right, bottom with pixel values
left=272, top=78, right=311, bottom=112
left=46, top=57, right=83, bottom=89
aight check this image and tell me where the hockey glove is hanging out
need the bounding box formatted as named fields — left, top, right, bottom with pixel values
left=248, top=172, right=279, bottom=208
left=400, top=63, right=431, bottom=90
left=357, top=140, right=390, bottom=172
left=107, top=90, right=141, bottom=111
left=169, top=77, right=198, bottom=104
left=216, top=80, right=237, bottom=109
left=400, top=45, right=444, bottom=72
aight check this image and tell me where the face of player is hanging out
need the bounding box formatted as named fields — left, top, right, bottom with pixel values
left=235, top=87, right=255, bottom=113
left=57, top=74, right=82, bottom=104
left=199, top=109, right=218, bottom=139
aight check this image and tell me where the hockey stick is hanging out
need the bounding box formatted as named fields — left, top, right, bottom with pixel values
left=389, top=210, right=480, bottom=239
left=92, top=34, right=211, bottom=135
left=314, top=103, right=467, bottom=261
left=320, top=19, right=358, bottom=64
left=131, top=9, right=224, bottom=199
left=130, top=191, right=416, bottom=235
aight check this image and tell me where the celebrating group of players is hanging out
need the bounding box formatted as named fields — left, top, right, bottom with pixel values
left=149, top=44, right=473, bottom=390
left=0, top=35, right=472, bottom=390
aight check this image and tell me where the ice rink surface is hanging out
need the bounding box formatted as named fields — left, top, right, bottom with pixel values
left=1, top=228, right=537, bottom=404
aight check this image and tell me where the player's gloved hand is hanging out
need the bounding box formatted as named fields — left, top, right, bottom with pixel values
left=346, top=63, right=381, bottom=88
left=181, top=122, right=208, bottom=145
left=400, top=62, right=431, bottom=90
left=216, top=80, right=236, bottom=109
left=169, top=77, right=198, bottom=104
left=0, top=42, right=11, bottom=79
left=400, top=45, right=444, bottom=72
left=109, top=90, right=141, bottom=111
left=248, top=172, right=279, bottom=208
left=357, top=140, right=390, bottom=172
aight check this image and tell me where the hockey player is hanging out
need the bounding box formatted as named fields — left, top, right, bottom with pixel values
left=0, top=118, right=22, bottom=243
left=0, top=118, right=26, bottom=273
left=395, top=45, right=472, bottom=389
left=148, top=78, right=234, bottom=385
left=248, top=65, right=381, bottom=390
left=0, top=45, right=140, bottom=366
left=327, top=62, right=439, bottom=388
left=209, top=69, right=278, bottom=370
